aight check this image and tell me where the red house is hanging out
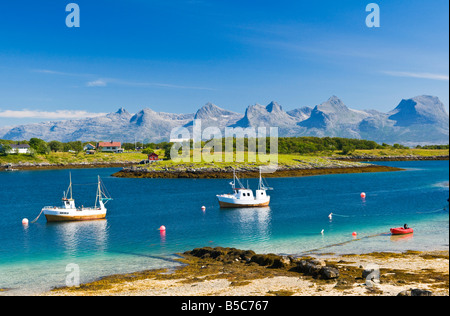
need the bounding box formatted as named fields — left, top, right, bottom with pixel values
left=148, top=153, right=159, bottom=161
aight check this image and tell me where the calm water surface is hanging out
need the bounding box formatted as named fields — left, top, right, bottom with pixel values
left=0, top=160, right=448, bottom=295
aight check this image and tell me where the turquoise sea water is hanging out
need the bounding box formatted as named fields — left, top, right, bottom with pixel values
left=0, top=160, right=448, bottom=295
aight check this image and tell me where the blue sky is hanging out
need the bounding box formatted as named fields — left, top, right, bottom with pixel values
left=0, top=0, right=448, bottom=127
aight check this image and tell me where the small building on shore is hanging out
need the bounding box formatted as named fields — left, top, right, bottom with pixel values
left=97, top=141, right=124, bottom=153
left=83, top=143, right=96, bottom=151
left=148, top=153, right=160, bottom=161
left=0, top=143, right=31, bottom=154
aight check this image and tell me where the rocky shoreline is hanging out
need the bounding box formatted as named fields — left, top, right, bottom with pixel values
left=112, top=164, right=403, bottom=179
left=2, top=154, right=447, bottom=174
left=45, top=247, right=449, bottom=296
left=333, top=155, right=449, bottom=162
left=0, top=161, right=137, bottom=171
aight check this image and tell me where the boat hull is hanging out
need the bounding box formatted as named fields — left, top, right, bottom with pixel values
left=217, top=195, right=270, bottom=208
left=43, top=208, right=107, bottom=222
left=218, top=200, right=270, bottom=208
left=390, top=227, right=414, bottom=235
left=44, top=213, right=106, bottom=222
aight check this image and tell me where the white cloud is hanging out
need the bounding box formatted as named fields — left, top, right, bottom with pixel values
left=0, top=110, right=107, bottom=119
left=87, top=79, right=107, bottom=87
left=34, top=68, right=214, bottom=90
left=382, top=71, right=449, bottom=81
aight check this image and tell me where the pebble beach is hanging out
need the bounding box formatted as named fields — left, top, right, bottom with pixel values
left=44, top=248, right=449, bottom=297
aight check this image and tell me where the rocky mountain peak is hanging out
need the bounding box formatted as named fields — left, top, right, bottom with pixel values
left=0, top=95, right=448, bottom=145
left=389, top=95, right=449, bottom=126
left=266, top=101, right=283, bottom=113
left=195, top=103, right=239, bottom=120
left=316, top=95, right=349, bottom=113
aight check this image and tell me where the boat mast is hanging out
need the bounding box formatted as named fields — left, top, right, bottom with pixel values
left=95, top=175, right=101, bottom=208
left=231, top=168, right=236, bottom=190
left=258, top=167, right=262, bottom=190
left=67, top=172, right=73, bottom=200
left=232, top=168, right=245, bottom=189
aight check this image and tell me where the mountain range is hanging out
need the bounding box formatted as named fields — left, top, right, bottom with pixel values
left=0, top=95, right=448, bottom=146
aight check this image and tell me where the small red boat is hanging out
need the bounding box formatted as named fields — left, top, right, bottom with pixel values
left=390, top=227, right=414, bottom=235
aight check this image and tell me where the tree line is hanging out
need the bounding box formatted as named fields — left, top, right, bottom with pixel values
left=1, top=136, right=448, bottom=157
left=0, top=138, right=173, bottom=156
left=195, top=136, right=412, bottom=155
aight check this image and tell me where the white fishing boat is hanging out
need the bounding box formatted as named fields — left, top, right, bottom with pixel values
left=216, top=168, right=272, bottom=208
left=42, top=174, right=112, bottom=222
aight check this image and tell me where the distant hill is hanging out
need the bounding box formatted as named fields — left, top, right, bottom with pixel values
left=0, top=95, right=448, bottom=146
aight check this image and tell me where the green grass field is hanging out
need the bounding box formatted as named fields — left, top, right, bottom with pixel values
left=1, top=148, right=448, bottom=169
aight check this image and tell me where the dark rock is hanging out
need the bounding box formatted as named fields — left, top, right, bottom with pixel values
left=320, top=266, right=340, bottom=279
left=250, top=254, right=285, bottom=268
left=297, top=259, right=326, bottom=277
left=397, top=288, right=433, bottom=296
left=186, top=247, right=256, bottom=264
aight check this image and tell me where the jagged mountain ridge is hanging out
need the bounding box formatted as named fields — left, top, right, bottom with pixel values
left=1, top=95, right=448, bottom=145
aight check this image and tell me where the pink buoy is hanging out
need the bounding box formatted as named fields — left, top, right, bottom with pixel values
left=352, top=232, right=357, bottom=237
left=22, top=218, right=29, bottom=225
left=360, top=192, right=366, bottom=199
left=159, top=225, right=166, bottom=231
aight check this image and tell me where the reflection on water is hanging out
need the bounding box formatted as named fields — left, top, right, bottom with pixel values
left=433, top=181, right=449, bottom=188
left=221, top=207, right=272, bottom=243
left=160, top=230, right=166, bottom=244
left=47, top=220, right=108, bottom=256
left=390, top=233, right=414, bottom=243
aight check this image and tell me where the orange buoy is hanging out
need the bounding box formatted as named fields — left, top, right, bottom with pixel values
left=22, top=218, right=29, bottom=225
left=360, top=192, right=366, bottom=199
left=352, top=232, right=357, bottom=237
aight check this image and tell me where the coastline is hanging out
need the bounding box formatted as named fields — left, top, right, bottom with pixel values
left=44, top=247, right=449, bottom=296
left=1, top=154, right=446, bottom=174
left=333, top=155, right=449, bottom=162
left=112, top=164, right=404, bottom=179
left=0, top=161, right=135, bottom=171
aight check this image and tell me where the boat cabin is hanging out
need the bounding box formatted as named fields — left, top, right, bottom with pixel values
left=255, top=190, right=267, bottom=199
left=62, top=198, right=76, bottom=209
left=234, top=188, right=254, bottom=200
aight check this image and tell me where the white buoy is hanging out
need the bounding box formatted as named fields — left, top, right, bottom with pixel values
left=22, top=218, right=29, bottom=225
left=201, top=206, right=206, bottom=211
left=321, top=229, right=324, bottom=235
left=328, top=213, right=333, bottom=220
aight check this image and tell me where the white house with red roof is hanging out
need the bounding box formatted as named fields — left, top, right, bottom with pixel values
left=97, top=141, right=124, bottom=153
